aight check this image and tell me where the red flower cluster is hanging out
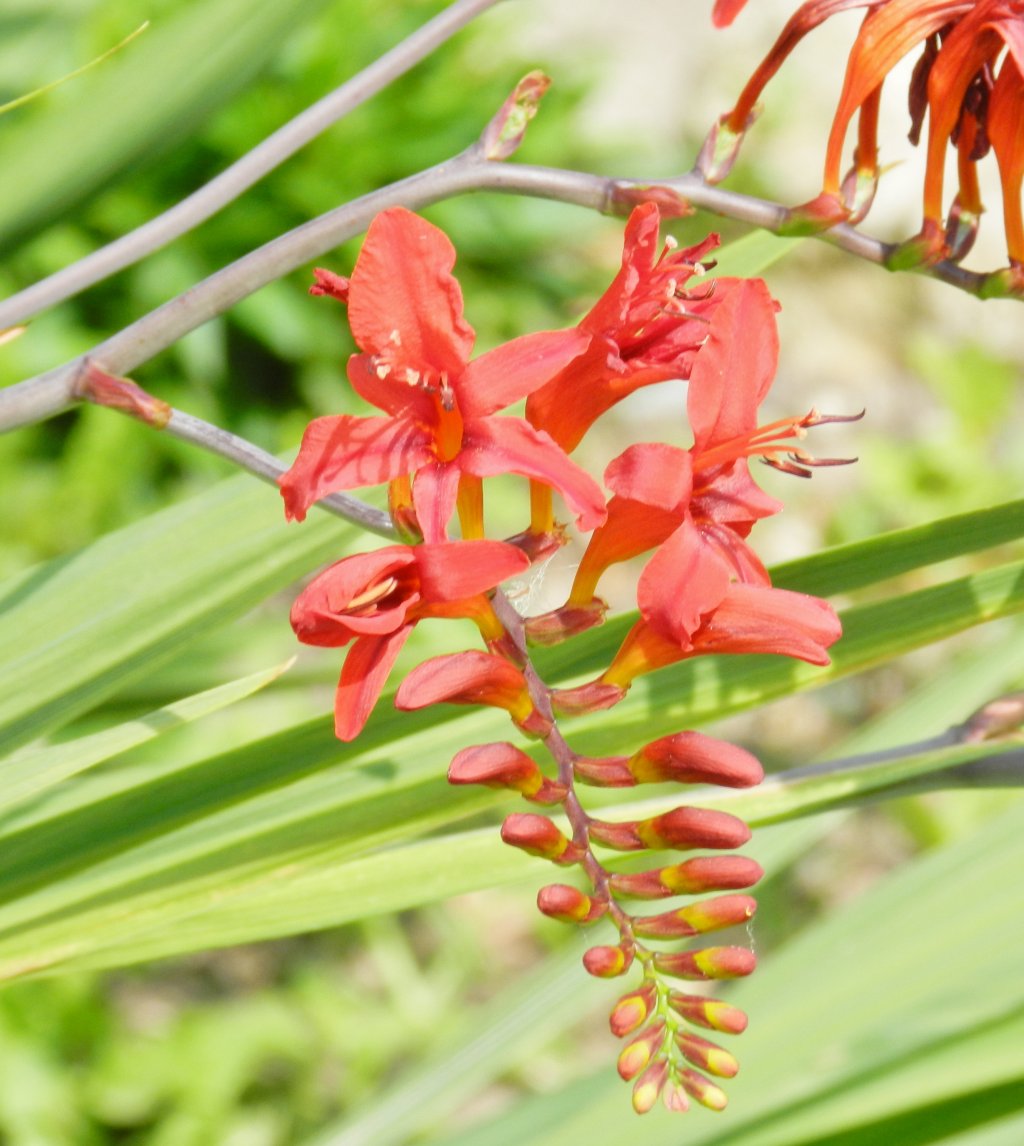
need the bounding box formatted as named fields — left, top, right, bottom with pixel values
left=706, top=0, right=1024, bottom=287
left=281, top=205, right=848, bottom=1114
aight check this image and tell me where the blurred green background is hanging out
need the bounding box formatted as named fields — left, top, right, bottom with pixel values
left=1, top=1, right=1023, bottom=1143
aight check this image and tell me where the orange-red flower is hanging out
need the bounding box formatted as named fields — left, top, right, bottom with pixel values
left=279, top=208, right=606, bottom=541
left=706, top=0, right=1024, bottom=280
left=290, top=540, right=528, bottom=740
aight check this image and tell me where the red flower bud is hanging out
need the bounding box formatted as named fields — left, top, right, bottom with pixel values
left=583, top=944, right=634, bottom=978
left=628, top=731, right=764, bottom=788
left=536, top=884, right=606, bottom=924
left=631, top=1058, right=669, bottom=1114
left=617, top=1021, right=667, bottom=1081
left=609, top=856, right=763, bottom=899
left=500, top=814, right=582, bottom=865
left=632, top=894, right=758, bottom=939
left=662, top=1078, right=691, bottom=1113
left=396, top=651, right=551, bottom=736
left=667, top=992, right=749, bottom=1035
left=609, top=981, right=659, bottom=1038
left=654, top=946, right=756, bottom=981
left=637, top=806, right=752, bottom=851
left=675, top=1032, right=739, bottom=1079
left=448, top=743, right=566, bottom=804
left=679, top=1067, right=728, bottom=1111
left=550, top=680, right=626, bottom=716
left=587, top=818, right=644, bottom=851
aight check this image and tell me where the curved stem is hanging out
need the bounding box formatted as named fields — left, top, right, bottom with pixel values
left=0, top=0, right=504, bottom=333
left=0, top=157, right=1003, bottom=435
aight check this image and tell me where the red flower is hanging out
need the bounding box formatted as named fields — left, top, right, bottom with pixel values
left=279, top=208, right=605, bottom=542
left=706, top=0, right=1024, bottom=275
left=524, top=203, right=735, bottom=532
left=290, top=540, right=528, bottom=740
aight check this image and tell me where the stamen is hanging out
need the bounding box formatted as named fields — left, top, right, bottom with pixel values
left=346, top=575, right=399, bottom=613
left=375, top=361, right=392, bottom=381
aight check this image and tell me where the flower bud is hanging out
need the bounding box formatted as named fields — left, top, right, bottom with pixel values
left=628, top=731, right=764, bottom=788
left=587, top=818, right=644, bottom=851
left=550, top=680, right=626, bottom=716
left=609, top=856, right=763, bottom=899
left=637, top=806, right=752, bottom=851
left=632, top=1058, right=669, bottom=1114
left=609, top=981, right=658, bottom=1038
left=536, top=884, right=606, bottom=924
left=679, top=1067, right=728, bottom=1111
left=583, top=944, right=634, bottom=978
left=632, top=894, right=757, bottom=939
left=500, top=814, right=583, bottom=865
left=676, top=1032, right=739, bottom=1078
left=654, top=946, right=756, bottom=981
left=667, top=992, right=749, bottom=1035
left=662, top=1078, right=691, bottom=1113
left=617, top=1021, right=667, bottom=1081
left=448, top=743, right=565, bottom=804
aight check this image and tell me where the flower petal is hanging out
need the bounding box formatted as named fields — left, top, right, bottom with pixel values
left=458, top=328, right=589, bottom=419
left=334, top=628, right=412, bottom=741
left=290, top=547, right=419, bottom=646
left=347, top=207, right=475, bottom=375
left=638, top=520, right=733, bottom=646
left=411, top=459, right=463, bottom=543
left=688, top=277, right=779, bottom=451
left=346, top=352, right=438, bottom=422
left=279, top=415, right=432, bottom=522
left=413, top=540, right=530, bottom=601
left=605, top=442, right=693, bottom=511
left=460, top=416, right=608, bottom=533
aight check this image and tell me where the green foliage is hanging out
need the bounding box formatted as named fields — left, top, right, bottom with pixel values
left=2, top=1, right=1024, bottom=1142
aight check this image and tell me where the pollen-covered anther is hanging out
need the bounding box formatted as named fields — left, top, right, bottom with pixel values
left=653, top=945, right=757, bottom=982
left=583, top=943, right=635, bottom=978
left=675, top=1032, right=740, bottom=1079
left=667, top=992, right=749, bottom=1035
left=500, top=813, right=583, bottom=865
left=609, top=981, right=659, bottom=1037
left=536, top=883, right=607, bottom=924
left=617, top=1020, right=667, bottom=1081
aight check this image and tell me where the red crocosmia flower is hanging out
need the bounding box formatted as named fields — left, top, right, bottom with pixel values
left=278, top=207, right=604, bottom=543
left=290, top=539, right=529, bottom=741
left=561, top=279, right=799, bottom=632
left=600, top=581, right=842, bottom=693
left=707, top=0, right=1024, bottom=270
left=525, top=203, right=735, bottom=532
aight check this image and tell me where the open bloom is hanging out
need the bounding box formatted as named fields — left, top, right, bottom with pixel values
left=524, top=203, right=736, bottom=533
left=290, top=539, right=528, bottom=740
left=279, top=207, right=606, bottom=542
left=706, top=0, right=1024, bottom=278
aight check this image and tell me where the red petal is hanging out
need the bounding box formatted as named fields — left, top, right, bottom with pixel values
left=990, top=55, right=1024, bottom=263
left=279, top=415, right=432, bottom=521
left=346, top=353, right=437, bottom=421
left=712, top=0, right=749, bottom=26
left=460, top=416, right=608, bottom=533
left=638, top=521, right=732, bottom=646
left=346, top=207, right=475, bottom=375
left=605, top=442, right=693, bottom=511
left=413, top=540, right=530, bottom=601
left=334, top=628, right=412, bottom=741
left=693, top=583, right=842, bottom=664
left=570, top=495, right=681, bottom=604
left=395, top=650, right=530, bottom=714
left=688, top=278, right=779, bottom=451
left=411, top=459, right=462, bottom=543
left=290, top=547, right=419, bottom=645
left=458, top=328, right=589, bottom=419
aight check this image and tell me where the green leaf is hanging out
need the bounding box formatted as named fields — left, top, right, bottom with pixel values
left=0, top=0, right=319, bottom=250
left=0, top=659, right=293, bottom=817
